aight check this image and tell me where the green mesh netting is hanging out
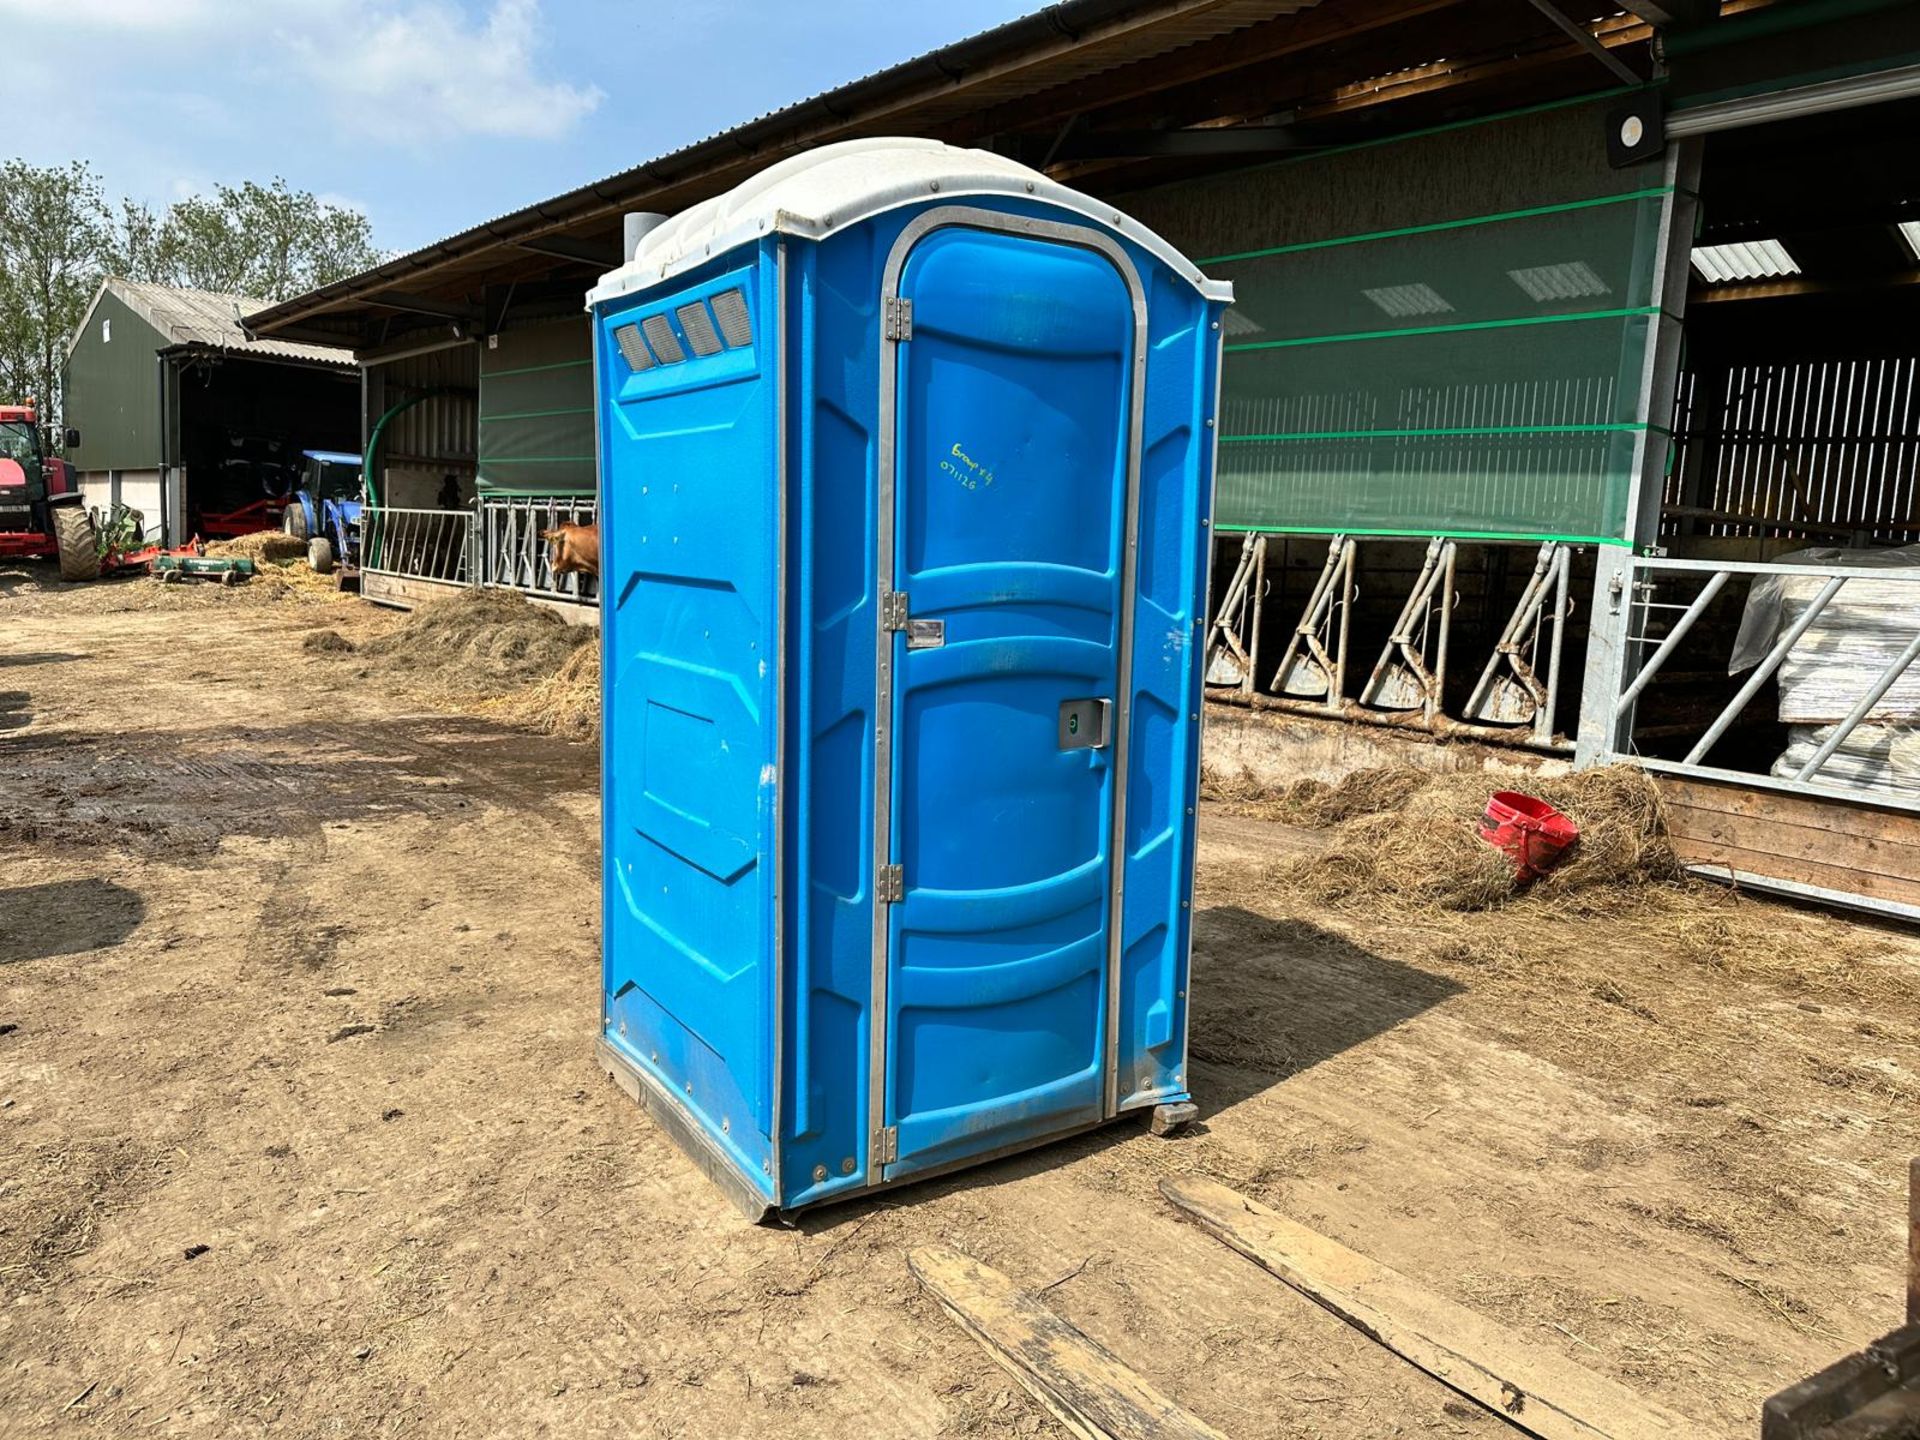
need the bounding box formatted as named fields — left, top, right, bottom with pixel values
left=1122, top=93, right=1674, bottom=543
left=479, top=318, right=596, bottom=496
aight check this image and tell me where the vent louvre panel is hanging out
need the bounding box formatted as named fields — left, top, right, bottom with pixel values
left=710, top=289, right=753, bottom=348
left=677, top=302, right=723, bottom=357
left=641, top=313, right=685, bottom=365
left=613, top=324, right=653, bottom=371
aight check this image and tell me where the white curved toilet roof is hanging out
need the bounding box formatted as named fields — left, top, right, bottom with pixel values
left=589, top=136, right=1233, bottom=304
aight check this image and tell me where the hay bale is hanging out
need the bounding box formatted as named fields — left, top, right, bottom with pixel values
left=1271, top=764, right=1675, bottom=913
left=205, top=530, right=307, bottom=563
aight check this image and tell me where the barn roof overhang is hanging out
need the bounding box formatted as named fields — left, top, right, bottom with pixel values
left=246, top=0, right=1722, bottom=352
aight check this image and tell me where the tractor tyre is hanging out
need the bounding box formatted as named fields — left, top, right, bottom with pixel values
left=308, top=537, right=336, bottom=575
left=283, top=505, right=309, bottom=541
left=53, top=505, right=100, bottom=582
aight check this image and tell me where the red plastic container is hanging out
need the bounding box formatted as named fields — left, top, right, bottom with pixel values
left=1478, top=791, right=1579, bottom=881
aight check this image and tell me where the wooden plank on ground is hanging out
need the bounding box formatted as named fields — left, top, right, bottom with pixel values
left=1160, top=1178, right=1698, bottom=1440
left=908, top=1247, right=1229, bottom=1440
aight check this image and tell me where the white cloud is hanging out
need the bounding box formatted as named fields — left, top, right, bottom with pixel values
left=286, top=0, right=604, bottom=142
left=0, top=0, right=600, bottom=144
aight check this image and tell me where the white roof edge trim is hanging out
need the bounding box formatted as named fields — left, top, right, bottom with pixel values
left=587, top=139, right=1233, bottom=307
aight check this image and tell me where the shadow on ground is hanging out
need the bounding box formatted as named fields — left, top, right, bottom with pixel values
left=791, top=908, right=1464, bottom=1232
left=0, top=878, right=145, bottom=965
left=1189, top=907, right=1463, bottom=1112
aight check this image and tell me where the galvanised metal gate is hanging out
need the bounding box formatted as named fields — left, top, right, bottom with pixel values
left=479, top=494, right=597, bottom=606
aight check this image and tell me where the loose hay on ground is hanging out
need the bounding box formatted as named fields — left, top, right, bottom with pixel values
left=1261, top=764, right=1675, bottom=913
left=483, top=643, right=600, bottom=743
left=352, top=589, right=593, bottom=698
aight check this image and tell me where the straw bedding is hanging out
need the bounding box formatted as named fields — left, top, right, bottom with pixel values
left=1212, top=764, right=1675, bottom=912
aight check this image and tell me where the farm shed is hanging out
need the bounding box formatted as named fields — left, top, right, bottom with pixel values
left=63, top=279, right=357, bottom=547
left=245, top=0, right=1920, bottom=913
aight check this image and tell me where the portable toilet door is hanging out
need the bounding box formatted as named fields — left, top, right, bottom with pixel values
left=875, top=210, right=1151, bottom=1181
left=590, top=138, right=1232, bottom=1219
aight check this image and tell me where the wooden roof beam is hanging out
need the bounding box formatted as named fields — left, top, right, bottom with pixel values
left=1618, top=0, right=1720, bottom=26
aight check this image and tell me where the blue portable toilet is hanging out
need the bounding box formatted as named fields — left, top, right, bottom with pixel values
left=588, top=138, right=1232, bottom=1220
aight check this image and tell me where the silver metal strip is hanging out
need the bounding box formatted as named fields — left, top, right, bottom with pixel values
left=1182, top=310, right=1228, bottom=1106
left=869, top=204, right=1149, bottom=1177
left=1667, top=62, right=1920, bottom=138
left=1686, top=864, right=1920, bottom=928
left=770, top=240, right=787, bottom=1202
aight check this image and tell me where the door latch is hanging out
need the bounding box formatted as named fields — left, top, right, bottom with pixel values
left=1058, top=698, right=1112, bottom=751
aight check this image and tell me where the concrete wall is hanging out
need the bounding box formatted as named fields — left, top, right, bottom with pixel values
left=1201, top=702, right=1570, bottom=793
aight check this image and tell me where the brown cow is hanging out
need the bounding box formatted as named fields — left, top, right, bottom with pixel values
left=541, top=522, right=600, bottom=578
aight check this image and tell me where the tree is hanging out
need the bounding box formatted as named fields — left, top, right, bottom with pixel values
left=0, top=167, right=384, bottom=425
left=0, top=160, right=111, bottom=421
left=112, top=179, right=383, bottom=303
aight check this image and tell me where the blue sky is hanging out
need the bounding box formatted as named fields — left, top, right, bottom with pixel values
left=4, top=0, right=1044, bottom=255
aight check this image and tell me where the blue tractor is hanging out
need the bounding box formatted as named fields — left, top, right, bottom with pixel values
left=280, top=450, right=363, bottom=575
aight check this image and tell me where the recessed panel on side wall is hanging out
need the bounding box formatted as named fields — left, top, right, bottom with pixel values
left=597, top=253, right=781, bottom=1199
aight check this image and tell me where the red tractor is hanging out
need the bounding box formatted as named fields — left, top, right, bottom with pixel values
left=0, top=401, right=93, bottom=578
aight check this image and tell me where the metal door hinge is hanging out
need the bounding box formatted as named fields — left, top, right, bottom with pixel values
left=881, top=590, right=910, bottom=630
left=876, top=864, right=905, bottom=903
left=883, top=296, right=913, bottom=341
left=874, top=1127, right=899, bottom=1165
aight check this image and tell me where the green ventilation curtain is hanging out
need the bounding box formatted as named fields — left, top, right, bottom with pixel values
left=478, top=317, right=596, bottom=496
left=1123, top=93, right=1674, bottom=544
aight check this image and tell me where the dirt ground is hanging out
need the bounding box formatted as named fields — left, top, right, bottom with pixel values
left=4, top=563, right=1919, bottom=1440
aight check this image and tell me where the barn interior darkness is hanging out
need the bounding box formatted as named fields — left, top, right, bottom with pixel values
left=176, top=356, right=358, bottom=537
left=1631, top=93, right=1920, bottom=765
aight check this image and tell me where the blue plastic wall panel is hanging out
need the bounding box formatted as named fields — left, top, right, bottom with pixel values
left=1117, top=264, right=1223, bottom=1112
left=779, top=229, right=882, bottom=1208
left=597, top=245, right=782, bottom=1204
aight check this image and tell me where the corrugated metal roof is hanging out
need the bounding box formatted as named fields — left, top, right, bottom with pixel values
left=247, top=0, right=1320, bottom=336
left=94, top=279, right=354, bottom=366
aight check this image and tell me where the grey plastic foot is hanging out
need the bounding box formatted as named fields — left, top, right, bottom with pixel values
left=1149, top=1102, right=1199, bottom=1137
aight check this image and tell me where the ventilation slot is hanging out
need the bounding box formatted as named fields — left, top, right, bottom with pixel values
left=641, top=313, right=685, bottom=365
left=676, top=302, right=723, bottom=357
left=710, top=288, right=753, bottom=348
left=613, top=323, right=653, bottom=372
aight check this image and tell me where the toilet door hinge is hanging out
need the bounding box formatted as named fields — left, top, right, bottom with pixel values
left=874, top=1126, right=899, bottom=1165
left=883, top=296, right=913, bottom=341
left=881, top=590, right=910, bottom=630
left=876, top=864, right=905, bottom=903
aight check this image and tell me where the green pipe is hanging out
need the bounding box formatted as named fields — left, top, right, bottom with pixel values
left=363, top=387, right=455, bottom=568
